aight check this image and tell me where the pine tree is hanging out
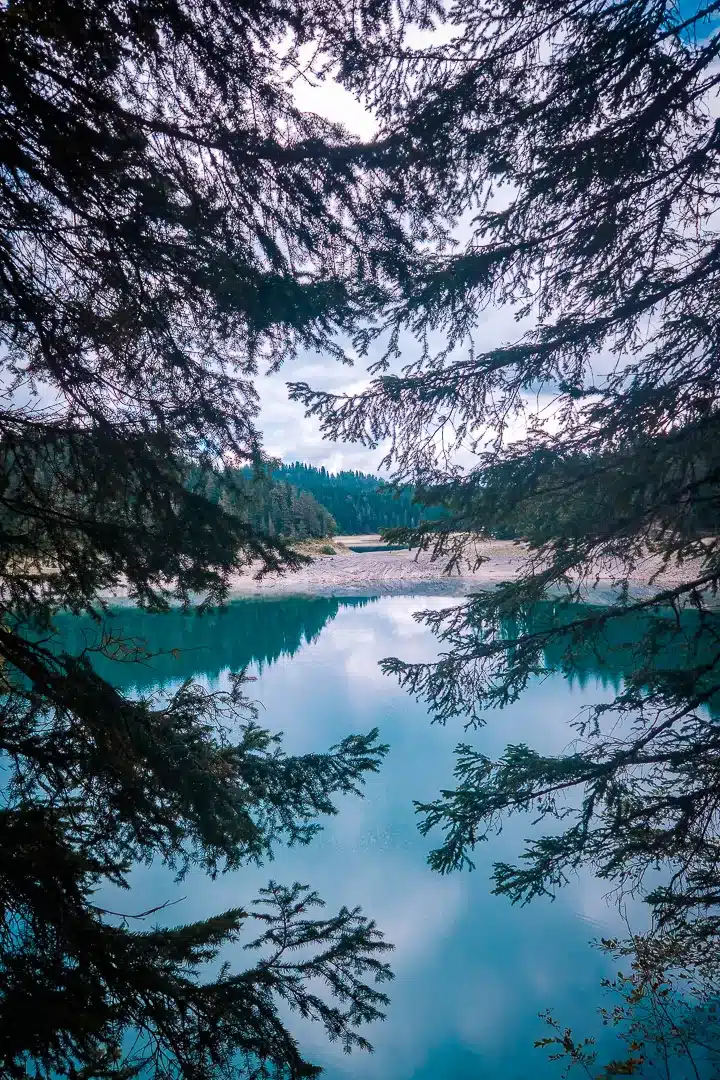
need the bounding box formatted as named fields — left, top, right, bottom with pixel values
left=0, top=1, right=447, bottom=1075
left=292, top=0, right=720, bottom=977
left=274, top=463, right=438, bottom=534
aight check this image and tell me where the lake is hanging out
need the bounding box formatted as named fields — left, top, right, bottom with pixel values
left=53, top=593, right=660, bottom=1080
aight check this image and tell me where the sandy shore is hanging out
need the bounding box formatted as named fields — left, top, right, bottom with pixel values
left=226, top=538, right=699, bottom=599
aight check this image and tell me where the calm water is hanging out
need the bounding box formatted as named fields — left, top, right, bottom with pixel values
left=53, top=594, right=665, bottom=1080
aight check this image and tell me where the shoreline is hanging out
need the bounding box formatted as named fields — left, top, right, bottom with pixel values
left=97, top=538, right=708, bottom=608
left=224, top=538, right=700, bottom=601
left=227, top=539, right=526, bottom=598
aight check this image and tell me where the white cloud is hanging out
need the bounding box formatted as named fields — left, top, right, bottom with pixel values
left=255, top=60, right=546, bottom=474
left=257, top=353, right=381, bottom=471
left=291, top=72, right=377, bottom=141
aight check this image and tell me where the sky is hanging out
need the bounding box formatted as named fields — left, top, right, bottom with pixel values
left=260, top=5, right=720, bottom=476
left=5, top=63, right=538, bottom=480
left=257, top=64, right=545, bottom=476
left=257, top=74, right=392, bottom=474
left=18, top=10, right=715, bottom=478
left=257, top=307, right=550, bottom=476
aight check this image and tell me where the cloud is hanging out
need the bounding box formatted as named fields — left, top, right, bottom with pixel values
left=291, top=71, right=377, bottom=141
left=258, top=300, right=562, bottom=475
left=255, top=65, right=552, bottom=474
left=257, top=353, right=380, bottom=471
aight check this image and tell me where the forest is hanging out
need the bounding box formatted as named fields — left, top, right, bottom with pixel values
left=190, top=465, right=336, bottom=540
left=274, top=463, right=437, bottom=534
left=192, top=462, right=435, bottom=540
left=4, top=2, right=720, bottom=1079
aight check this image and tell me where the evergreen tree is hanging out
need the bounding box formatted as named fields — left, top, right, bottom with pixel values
left=0, top=1, right=444, bottom=1075
left=291, top=0, right=720, bottom=1039
left=274, top=463, right=440, bottom=534
left=192, top=467, right=337, bottom=542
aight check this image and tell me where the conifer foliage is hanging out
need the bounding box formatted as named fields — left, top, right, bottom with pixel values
left=275, top=463, right=435, bottom=534
left=0, top=1, right=436, bottom=1075
left=294, top=0, right=720, bottom=972
left=193, top=466, right=337, bottom=542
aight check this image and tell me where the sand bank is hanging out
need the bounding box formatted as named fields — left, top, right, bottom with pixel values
left=226, top=538, right=700, bottom=599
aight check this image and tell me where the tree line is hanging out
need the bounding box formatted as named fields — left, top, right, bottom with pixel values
left=191, top=462, right=438, bottom=541
left=274, top=462, right=440, bottom=534
left=190, top=465, right=336, bottom=541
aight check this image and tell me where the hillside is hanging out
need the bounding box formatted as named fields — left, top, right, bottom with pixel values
left=190, top=467, right=336, bottom=540
left=276, top=462, right=437, bottom=535
left=189, top=462, right=439, bottom=541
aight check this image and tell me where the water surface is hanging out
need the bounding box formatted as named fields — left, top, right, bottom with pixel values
left=55, top=594, right=661, bottom=1080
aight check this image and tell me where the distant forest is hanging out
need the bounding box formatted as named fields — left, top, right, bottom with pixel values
left=192, top=462, right=434, bottom=539
left=275, top=462, right=435, bottom=534
left=191, top=467, right=335, bottom=540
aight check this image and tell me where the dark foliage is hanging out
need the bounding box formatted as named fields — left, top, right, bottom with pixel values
left=13, top=0, right=720, bottom=1071
left=192, top=466, right=337, bottom=542
left=275, top=462, right=439, bottom=534
left=0, top=0, right=456, bottom=1074
left=535, top=930, right=720, bottom=1079
left=291, top=0, right=720, bottom=1062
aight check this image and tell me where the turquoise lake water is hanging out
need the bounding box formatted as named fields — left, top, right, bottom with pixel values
left=55, top=593, right=666, bottom=1080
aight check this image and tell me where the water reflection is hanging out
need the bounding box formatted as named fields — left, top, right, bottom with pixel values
left=51, top=595, right=374, bottom=691
left=60, top=595, right=671, bottom=1079
left=508, top=598, right=720, bottom=708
